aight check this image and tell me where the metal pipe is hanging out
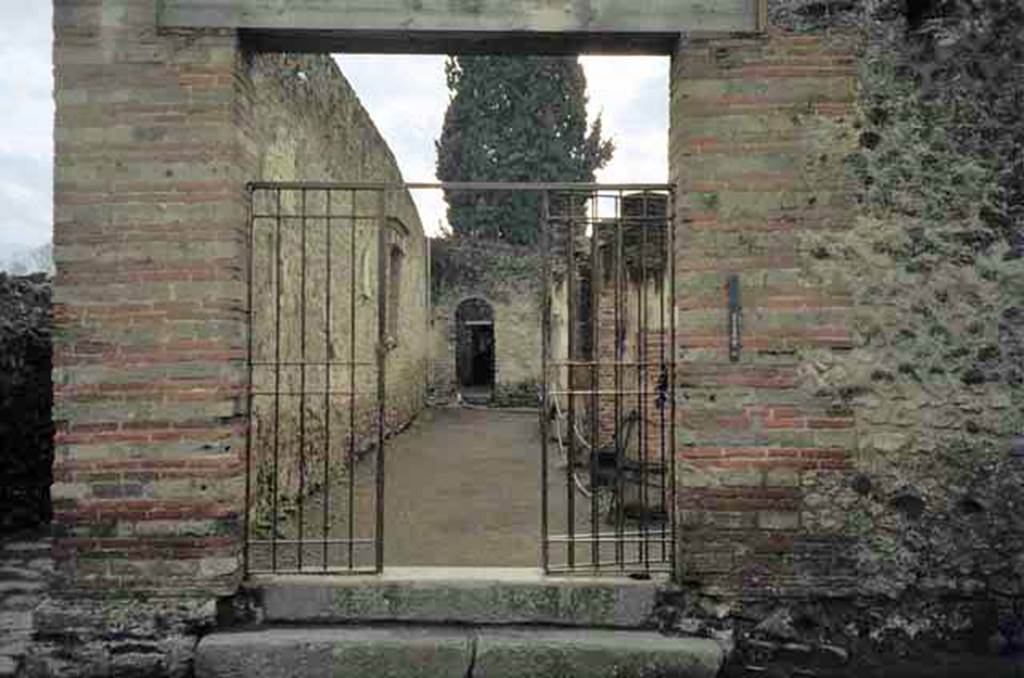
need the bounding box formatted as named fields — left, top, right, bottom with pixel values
left=298, top=188, right=308, bottom=570
left=565, top=194, right=577, bottom=571
left=243, top=187, right=256, bottom=576
left=540, top=190, right=551, bottom=574
left=348, top=189, right=358, bottom=571
left=668, top=189, right=679, bottom=579
left=271, top=187, right=282, bottom=572
left=375, top=188, right=388, bottom=574
left=323, top=188, right=333, bottom=571
left=589, top=188, right=601, bottom=569
left=249, top=180, right=674, bottom=192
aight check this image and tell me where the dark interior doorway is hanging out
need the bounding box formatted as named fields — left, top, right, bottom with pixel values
left=456, top=298, right=495, bottom=401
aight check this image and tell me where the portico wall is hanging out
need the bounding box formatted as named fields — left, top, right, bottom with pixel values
left=51, top=0, right=864, bottom=599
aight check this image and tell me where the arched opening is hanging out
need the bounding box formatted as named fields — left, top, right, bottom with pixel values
left=455, top=298, right=495, bottom=403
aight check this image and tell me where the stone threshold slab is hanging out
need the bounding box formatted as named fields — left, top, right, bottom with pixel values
left=248, top=569, right=667, bottom=628
left=196, top=626, right=725, bottom=678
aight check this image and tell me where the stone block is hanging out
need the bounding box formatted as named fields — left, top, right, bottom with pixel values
left=719, top=466, right=764, bottom=487
left=255, top=574, right=660, bottom=628
left=196, top=628, right=473, bottom=678
left=474, top=629, right=724, bottom=678
left=764, top=467, right=801, bottom=487
left=758, top=510, right=801, bottom=531
left=195, top=627, right=724, bottom=678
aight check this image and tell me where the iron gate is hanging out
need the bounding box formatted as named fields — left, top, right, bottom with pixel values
left=539, top=185, right=677, bottom=575
left=244, top=183, right=389, bottom=574
left=243, top=181, right=676, bottom=576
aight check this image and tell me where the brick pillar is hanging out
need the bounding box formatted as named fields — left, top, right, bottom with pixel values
left=51, top=0, right=248, bottom=593
left=669, top=31, right=861, bottom=594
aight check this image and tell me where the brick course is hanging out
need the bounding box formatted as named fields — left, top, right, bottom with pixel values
left=671, top=30, right=860, bottom=596
left=52, top=0, right=248, bottom=594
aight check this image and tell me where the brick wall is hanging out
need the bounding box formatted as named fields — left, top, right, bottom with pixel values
left=52, top=4, right=431, bottom=590
left=52, top=0, right=248, bottom=593
left=670, top=31, right=861, bottom=595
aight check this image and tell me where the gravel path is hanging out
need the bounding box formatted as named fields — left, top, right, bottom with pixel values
left=384, top=408, right=543, bottom=567
left=250, top=406, right=666, bottom=571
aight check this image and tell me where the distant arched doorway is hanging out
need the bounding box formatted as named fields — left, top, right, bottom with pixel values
left=455, top=298, right=495, bottom=403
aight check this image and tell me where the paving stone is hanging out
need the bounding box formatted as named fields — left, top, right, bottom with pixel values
left=474, top=629, right=724, bottom=678
left=196, top=627, right=473, bottom=678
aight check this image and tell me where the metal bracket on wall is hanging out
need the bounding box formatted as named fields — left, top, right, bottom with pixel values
left=727, top=274, right=742, bottom=363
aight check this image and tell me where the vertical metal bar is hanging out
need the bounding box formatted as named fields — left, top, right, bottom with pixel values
left=348, top=190, right=357, bottom=571
left=614, top=191, right=625, bottom=570
left=540, top=190, right=551, bottom=573
left=243, top=187, right=256, bottom=576
left=323, top=189, right=332, bottom=571
left=632, top=193, right=642, bottom=567
left=272, top=188, right=282, bottom=572
left=640, top=191, right=650, bottom=570
left=668, top=188, right=679, bottom=577
left=375, top=188, right=388, bottom=573
left=658, top=193, right=668, bottom=564
left=425, top=236, right=432, bottom=396
left=589, top=191, right=600, bottom=569
left=298, top=188, right=308, bottom=571
left=565, top=192, right=577, bottom=571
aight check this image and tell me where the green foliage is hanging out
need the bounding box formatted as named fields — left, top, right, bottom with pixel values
left=435, top=56, right=614, bottom=245
left=810, top=0, right=1024, bottom=459
left=430, top=236, right=541, bottom=302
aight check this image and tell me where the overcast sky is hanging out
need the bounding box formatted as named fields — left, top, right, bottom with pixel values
left=0, top=2, right=667, bottom=250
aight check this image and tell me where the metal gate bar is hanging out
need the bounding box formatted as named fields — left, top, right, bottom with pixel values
left=245, top=184, right=388, bottom=575
left=244, top=181, right=676, bottom=577
left=539, top=185, right=675, bottom=576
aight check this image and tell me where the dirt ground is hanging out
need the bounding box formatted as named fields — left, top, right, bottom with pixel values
left=384, top=407, right=542, bottom=566
left=249, top=406, right=669, bottom=572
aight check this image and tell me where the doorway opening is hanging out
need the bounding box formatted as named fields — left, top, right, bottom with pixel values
left=456, top=298, right=495, bottom=404
left=244, top=181, right=676, bottom=576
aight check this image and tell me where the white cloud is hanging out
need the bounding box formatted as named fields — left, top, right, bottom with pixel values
left=334, top=55, right=451, bottom=235
left=335, top=54, right=669, bottom=236
left=0, top=1, right=54, bottom=251
left=581, top=55, right=669, bottom=185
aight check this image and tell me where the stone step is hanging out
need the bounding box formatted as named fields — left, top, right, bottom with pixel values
left=196, top=627, right=725, bottom=678
left=250, top=569, right=663, bottom=628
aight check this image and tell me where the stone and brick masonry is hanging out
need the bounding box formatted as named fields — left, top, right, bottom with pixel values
left=670, top=30, right=862, bottom=596
left=4, top=0, right=1019, bottom=675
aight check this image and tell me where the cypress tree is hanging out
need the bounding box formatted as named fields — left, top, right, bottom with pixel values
left=435, top=56, right=614, bottom=245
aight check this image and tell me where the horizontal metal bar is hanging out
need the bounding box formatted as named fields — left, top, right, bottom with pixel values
left=550, top=531, right=670, bottom=538
left=548, top=389, right=668, bottom=397
left=249, top=181, right=674, bottom=192
left=550, top=360, right=675, bottom=367
left=250, top=391, right=366, bottom=397
left=547, top=215, right=673, bottom=223
left=546, top=536, right=673, bottom=544
left=252, top=213, right=381, bottom=220
left=251, top=361, right=376, bottom=367
left=247, top=568, right=380, bottom=576
left=545, top=565, right=673, bottom=575
left=248, top=538, right=376, bottom=545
